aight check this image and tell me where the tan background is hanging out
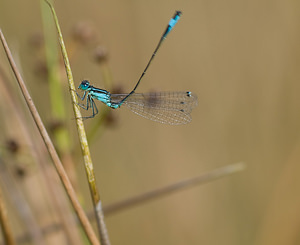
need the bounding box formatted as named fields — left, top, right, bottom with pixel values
left=1, top=0, right=300, bottom=244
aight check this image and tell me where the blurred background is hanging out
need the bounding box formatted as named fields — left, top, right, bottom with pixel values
left=1, top=0, right=300, bottom=244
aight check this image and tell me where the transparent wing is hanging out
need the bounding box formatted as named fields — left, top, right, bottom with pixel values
left=110, top=91, right=198, bottom=125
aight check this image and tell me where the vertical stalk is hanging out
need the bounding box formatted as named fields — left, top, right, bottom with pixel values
left=43, top=1, right=110, bottom=244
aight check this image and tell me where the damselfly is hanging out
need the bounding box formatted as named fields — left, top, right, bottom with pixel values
left=77, top=11, right=198, bottom=125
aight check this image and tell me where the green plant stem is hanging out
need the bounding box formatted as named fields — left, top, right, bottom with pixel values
left=43, top=1, right=110, bottom=245
left=41, top=1, right=70, bottom=153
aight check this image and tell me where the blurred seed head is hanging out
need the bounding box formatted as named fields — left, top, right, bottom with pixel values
left=14, top=165, right=26, bottom=178
left=111, top=84, right=124, bottom=95
left=104, top=110, right=118, bottom=127
left=72, top=21, right=96, bottom=45
left=34, top=60, right=48, bottom=79
left=93, top=45, right=108, bottom=64
left=28, top=31, right=44, bottom=49
left=5, top=139, right=19, bottom=154
left=48, top=119, right=64, bottom=133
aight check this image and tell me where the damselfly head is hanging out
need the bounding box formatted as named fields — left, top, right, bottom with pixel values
left=78, top=80, right=90, bottom=90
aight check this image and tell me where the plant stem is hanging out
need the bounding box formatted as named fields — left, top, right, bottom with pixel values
left=43, top=1, right=110, bottom=244
left=0, top=28, right=100, bottom=245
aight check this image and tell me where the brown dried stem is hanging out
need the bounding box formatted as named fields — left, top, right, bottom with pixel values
left=0, top=29, right=100, bottom=245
